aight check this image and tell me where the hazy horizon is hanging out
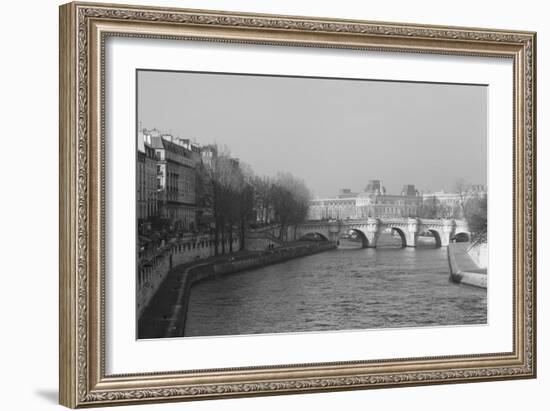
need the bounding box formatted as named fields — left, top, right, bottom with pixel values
left=137, top=70, right=487, bottom=197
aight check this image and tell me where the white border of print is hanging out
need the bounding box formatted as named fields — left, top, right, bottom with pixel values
left=105, top=36, right=512, bottom=375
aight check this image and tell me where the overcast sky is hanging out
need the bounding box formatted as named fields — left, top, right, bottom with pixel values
left=137, top=70, right=487, bottom=198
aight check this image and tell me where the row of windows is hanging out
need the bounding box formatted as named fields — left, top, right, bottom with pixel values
left=137, top=201, right=158, bottom=219
left=309, top=205, right=419, bottom=219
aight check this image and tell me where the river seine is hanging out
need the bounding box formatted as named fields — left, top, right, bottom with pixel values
left=184, top=234, right=487, bottom=337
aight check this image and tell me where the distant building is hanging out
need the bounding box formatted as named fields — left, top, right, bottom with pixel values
left=364, top=192, right=422, bottom=218
left=364, top=179, right=386, bottom=195
left=308, top=197, right=360, bottom=220
left=199, top=144, right=217, bottom=168
left=422, top=191, right=461, bottom=207
left=336, top=188, right=358, bottom=198
left=308, top=181, right=422, bottom=220
left=401, top=184, right=419, bottom=197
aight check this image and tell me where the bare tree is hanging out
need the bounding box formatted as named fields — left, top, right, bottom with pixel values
left=196, top=145, right=240, bottom=255
left=272, top=172, right=311, bottom=240
left=454, top=178, right=472, bottom=219
left=236, top=163, right=255, bottom=251
left=217, top=155, right=242, bottom=254
left=197, top=145, right=312, bottom=252
left=465, top=193, right=487, bottom=243
left=419, top=195, right=456, bottom=219
left=419, top=195, right=439, bottom=219
left=253, top=175, right=275, bottom=225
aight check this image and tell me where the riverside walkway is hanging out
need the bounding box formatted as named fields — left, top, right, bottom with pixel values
left=138, top=249, right=255, bottom=339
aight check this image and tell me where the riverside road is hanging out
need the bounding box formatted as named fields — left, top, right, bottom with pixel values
left=184, top=233, right=487, bottom=337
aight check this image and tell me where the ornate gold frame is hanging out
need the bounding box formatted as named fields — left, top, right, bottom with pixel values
left=59, top=1, right=536, bottom=408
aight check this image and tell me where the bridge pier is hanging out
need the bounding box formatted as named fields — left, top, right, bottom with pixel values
left=403, top=218, right=419, bottom=247
left=328, top=232, right=340, bottom=244
left=404, top=231, right=418, bottom=247
left=439, top=220, right=456, bottom=247
left=364, top=218, right=380, bottom=248
left=364, top=231, right=380, bottom=248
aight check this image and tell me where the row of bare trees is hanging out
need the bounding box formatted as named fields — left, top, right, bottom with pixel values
left=196, top=146, right=311, bottom=255
left=419, top=180, right=485, bottom=219
left=418, top=179, right=487, bottom=242
left=465, top=194, right=487, bottom=243
left=418, top=196, right=458, bottom=219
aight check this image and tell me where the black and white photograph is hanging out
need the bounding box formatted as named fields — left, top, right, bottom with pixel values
left=136, top=70, right=488, bottom=339
left=2, top=0, right=543, bottom=408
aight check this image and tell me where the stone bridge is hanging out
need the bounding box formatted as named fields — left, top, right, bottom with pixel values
left=295, top=218, right=470, bottom=248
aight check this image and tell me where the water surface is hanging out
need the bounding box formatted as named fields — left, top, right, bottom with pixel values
left=185, top=234, right=487, bottom=337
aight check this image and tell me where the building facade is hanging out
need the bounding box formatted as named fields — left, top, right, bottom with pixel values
left=147, top=131, right=198, bottom=232
left=137, top=131, right=158, bottom=221
left=137, top=147, right=147, bottom=220
left=137, top=131, right=239, bottom=233
left=308, top=180, right=487, bottom=222
left=308, top=181, right=422, bottom=220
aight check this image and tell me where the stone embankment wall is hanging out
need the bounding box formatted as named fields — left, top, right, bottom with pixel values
left=244, top=231, right=284, bottom=251
left=447, top=242, right=487, bottom=289
left=166, top=241, right=337, bottom=337
left=137, top=235, right=240, bottom=317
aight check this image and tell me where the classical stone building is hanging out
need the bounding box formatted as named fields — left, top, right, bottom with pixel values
left=149, top=132, right=198, bottom=231
left=137, top=146, right=147, bottom=220
left=137, top=131, right=158, bottom=221
left=336, top=188, right=358, bottom=198
left=308, top=181, right=422, bottom=220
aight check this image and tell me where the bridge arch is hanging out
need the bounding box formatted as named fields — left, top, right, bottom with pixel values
left=298, top=232, right=329, bottom=242
left=453, top=232, right=470, bottom=243
left=389, top=227, right=407, bottom=248
left=418, top=228, right=442, bottom=248
left=338, top=228, right=369, bottom=248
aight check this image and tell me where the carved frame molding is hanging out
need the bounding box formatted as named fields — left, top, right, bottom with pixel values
left=59, top=2, right=536, bottom=408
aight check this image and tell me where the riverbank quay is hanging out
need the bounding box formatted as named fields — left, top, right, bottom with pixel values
left=447, top=243, right=487, bottom=288
left=137, top=233, right=240, bottom=317
left=138, top=241, right=337, bottom=339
